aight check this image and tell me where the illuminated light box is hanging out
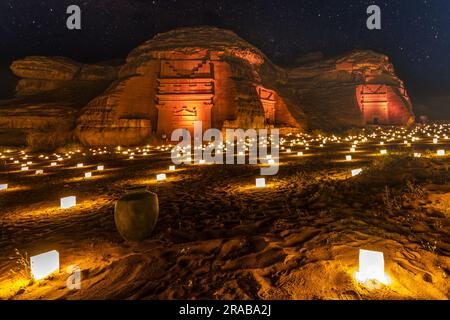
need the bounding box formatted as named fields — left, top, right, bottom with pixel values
left=437, top=150, right=445, bottom=156
left=350, top=148, right=356, bottom=153
left=255, top=178, right=266, bottom=188
left=380, top=149, right=388, bottom=155
left=169, top=165, right=176, bottom=171
left=346, top=155, right=352, bottom=161
left=414, top=153, right=422, bottom=158
left=0, top=184, right=8, bottom=190
left=85, top=172, right=92, bottom=178
left=51, top=162, right=57, bottom=166
left=35, top=170, right=44, bottom=175
left=156, top=173, right=166, bottom=181
left=60, top=196, right=76, bottom=209
left=354, top=249, right=390, bottom=285
left=30, top=250, right=59, bottom=281
left=76, top=163, right=84, bottom=168
left=97, top=165, right=104, bottom=171
left=297, top=152, right=303, bottom=156
left=351, top=168, right=363, bottom=176
left=21, top=167, right=29, bottom=171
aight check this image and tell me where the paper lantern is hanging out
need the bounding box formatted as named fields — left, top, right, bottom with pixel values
left=76, top=163, right=83, bottom=168
left=97, top=165, right=104, bottom=171
left=351, top=168, right=363, bottom=176
left=156, top=173, right=166, bottom=181
left=169, top=165, right=176, bottom=171
left=354, top=249, right=390, bottom=285
left=255, top=178, right=266, bottom=188
left=433, top=138, right=438, bottom=144
left=346, top=155, right=352, bottom=161
left=30, top=250, right=59, bottom=280
left=60, top=196, right=76, bottom=209
left=84, top=172, right=92, bottom=178
left=0, top=184, right=8, bottom=190
left=437, top=150, right=445, bottom=156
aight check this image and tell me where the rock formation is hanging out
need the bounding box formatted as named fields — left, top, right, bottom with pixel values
left=287, top=51, right=415, bottom=130
left=0, top=26, right=414, bottom=147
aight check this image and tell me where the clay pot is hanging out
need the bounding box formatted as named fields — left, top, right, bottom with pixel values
left=114, top=186, right=159, bottom=241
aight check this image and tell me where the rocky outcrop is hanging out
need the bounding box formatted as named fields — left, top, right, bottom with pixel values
left=287, top=51, right=414, bottom=129
left=76, top=27, right=305, bottom=146
left=0, top=27, right=415, bottom=147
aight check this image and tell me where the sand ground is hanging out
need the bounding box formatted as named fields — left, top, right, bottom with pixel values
left=0, top=127, right=449, bottom=300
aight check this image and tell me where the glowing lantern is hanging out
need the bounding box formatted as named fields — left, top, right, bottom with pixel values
left=255, top=178, right=266, bottom=188
left=346, top=155, right=352, bottom=161
left=380, top=149, right=388, bottom=155
left=97, top=165, right=104, bottom=171
left=35, top=170, right=44, bottom=175
left=350, top=148, right=356, bottom=153
left=0, top=184, right=8, bottom=190
left=21, top=166, right=29, bottom=171
left=60, top=196, right=76, bottom=209
left=286, top=149, right=291, bottom=153
left=354, top=249, right=390, bottom=285
left=199, top=159, right=206, bottom=164
left=30, top=250, right=59, bottom=280
left=433, top=138, right=438, bottom=144
left=414, top=153, right=422, bottom=158
left=50, top=162, right=57, bottom=166
left=76, top=163, right=83, bottom=168
left=156, top=173, right=166, bottom=181
left=85, top=172, right=92, bottom=178
left=169, top=165, right=176, bottom=171
left=351, top=168, right=363, bottom=176
left=437, top=150, right=445, bottom=156
left=297, top=152, right=303, bottom=156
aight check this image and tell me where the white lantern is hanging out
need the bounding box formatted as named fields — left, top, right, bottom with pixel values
left=255, top=178, right=266, bottom=188
left=50, top=162, right=57, bottom=166
left=97, top=165, right=104, bottom=171
left=169, top=165, right=176, bottom=171
left=297, top=152, right=303, bottom=156
left=60, top=196, right=76, bottom=209
left=414, top=153, right=422, bottom=158
left=351, top=168, right=363, bottom=176
left=30, top=250, right=59, bottom=281
left=21, top=166, right=29, bottom=171
left=286, top=149, right=291, bottom=153
left=35, top=170, right=44, bottom=175
left=433, top=138, right=438, bottom=144
left=0, top=184, right=8, bottom=190
left=437, top=150, right=445, bottom=156
left=354, top=249, right=390, bottom=285
left=350, top=148, right=356, bottom=153
left=380, top=149, right=387, bottom=155
left=85, top=172, right=92, bottom=178
left=76, top=163, right=83, bottom=168
left=156, top=173, right=166, bottom=181
left=346, top=155, right=352, bottom=161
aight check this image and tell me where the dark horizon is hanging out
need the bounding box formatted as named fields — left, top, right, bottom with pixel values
left=1, top=0, right=449, bottom=118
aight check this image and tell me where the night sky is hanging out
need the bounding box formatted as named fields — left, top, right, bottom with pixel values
left=1, top=0, right=449, bottom=108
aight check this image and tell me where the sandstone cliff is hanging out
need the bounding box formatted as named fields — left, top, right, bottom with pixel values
left=0, top=27, right=414, bottom=147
